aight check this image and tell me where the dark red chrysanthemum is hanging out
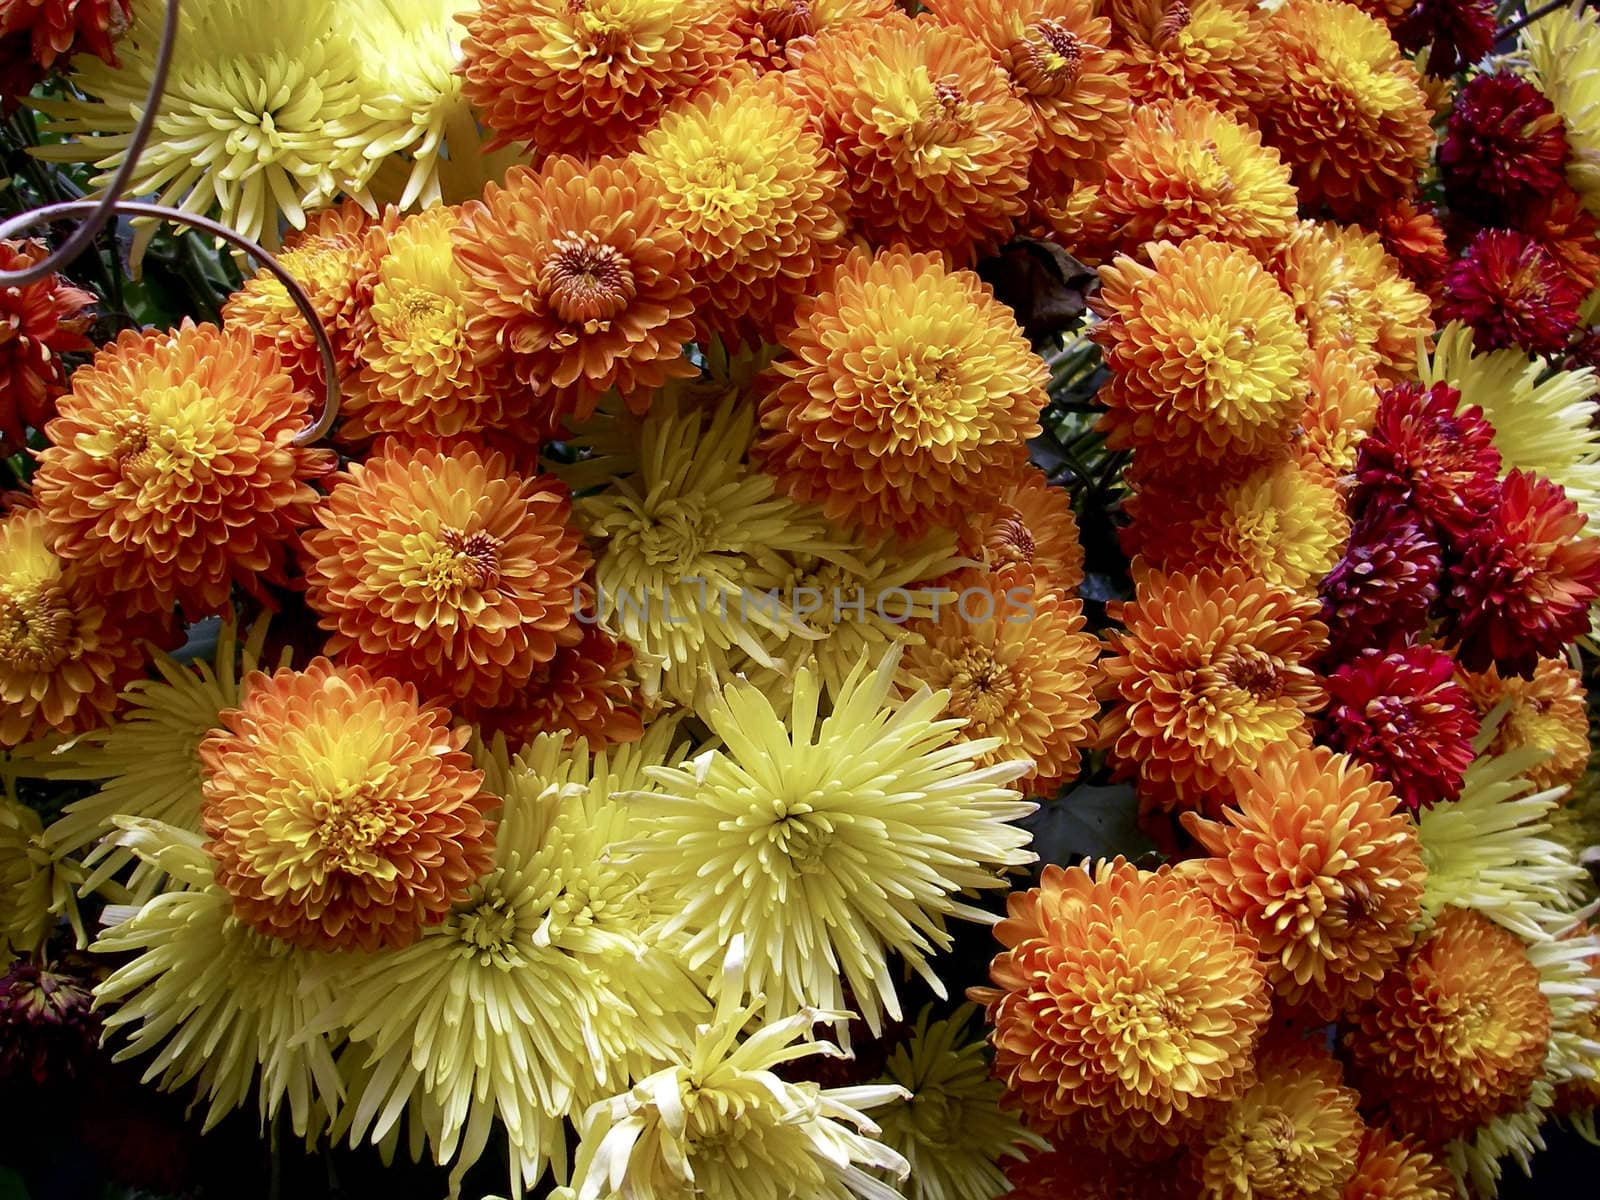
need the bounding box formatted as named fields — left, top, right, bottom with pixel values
left=0, top=0, right=128, bottom=107
left=1351, top=381, right=1502, bottom=543
left=1371, top=197, right=1450, bottom=297
left=1440, top=73, right=1570, bottom=228
left=1445, top=471, right=1600, bottom=676
left=1319, top=645, right=1480, bottom=812
left=1395, top=0, right=1495, bottom=77
left=1319, top=508, right=1443, bottom=660
left=1439, top=230, right=1586, bottom=356
left=0, top=238, right=95, bottom=453
left=0, top=959, right=101, bottom=1086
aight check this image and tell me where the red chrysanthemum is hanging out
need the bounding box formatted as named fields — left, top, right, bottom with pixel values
left=1370, top=197, right=1450, bottom=298
left=454, top=156, right=697, bottom=427
left=1350, top=381, right=1502, bottom=543
left=0, top=0, right=126, bottom=66
left=1319, top=646, right=1480, bottom=812
left=0, top=238, right=94, bottom=454
left=1441, top=72, right=1571, bottom=228
left=1318, top=509, right=1442, bottom=660
left=475, top=620, right=644, bottom=751
left=1444, top=469, right=1600, bottom=676
left=1395, top=0, right=1495, bottom=77
left=1439, top=229, right=1586, bottom=356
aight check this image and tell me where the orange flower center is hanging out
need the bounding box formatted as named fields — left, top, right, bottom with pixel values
left=1222, top=647, right=1282, bottom=699
left=0, top=588, right=73, bottom=672
left=947, top=650, right=1019, bottom=728
left=986, top=506, right=1037, bottom=567
left=756, top=0, right=815, bottom=44
left=1015, top=21, right=1083, bottom=95
left=913, top=78, right=975, bottom=147
left=428, top=527, right=503, bottom=595
left=541, top=233, right=637, bottom=328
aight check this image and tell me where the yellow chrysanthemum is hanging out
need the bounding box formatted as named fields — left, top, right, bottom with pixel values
left=92, top=819, right=343, bottom=1138
left=569, top=942, right=911, bottom=1200
left=873, top=1005, right=1045, bottom=1200
left=1460, top=658, right=1591, bottom=795
left=1108, top=0, right=1271, bottom=113
left=622, top=650, right=1036, bottom=1034
left=0, top=792, right=85, bottom=955
left=325, top=725, right=706, bottom=1197
left=1523, top=6, right=1600, bottom=215
left=1419, top=321, right=1600, bottom=529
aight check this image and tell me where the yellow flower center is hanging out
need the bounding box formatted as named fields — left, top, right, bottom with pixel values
left=907, top=1088, right=964, bottom=1145
left=1014, top=20, right=1083, bottom=95
left=389, top=285, right=461, bottom=349
left=985, top=506, right=1037, bottom=567
left=914, top=77, right=974, bottom=147
left=0, top=587, right=73, bottom=672
left=541, top=232, right=637, bottom=328
left=307, top=778, right=398, bottom=877
left=1093, top=979, right=1195, bottom=1077
left=767, top=803, right=835, bottom=875
left=457, top=884, right=524, bottom=965
left=945, top=650, right=1019, bottom=730
left=627, top=497, right=713, bottom=567
left=882, top=347, right=983, bottom=447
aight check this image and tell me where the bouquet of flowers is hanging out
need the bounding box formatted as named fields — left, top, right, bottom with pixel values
left=3, top=1, right=1600, bottom=1198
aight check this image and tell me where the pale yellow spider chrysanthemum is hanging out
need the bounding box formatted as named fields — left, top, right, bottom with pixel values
left=1524, top=6, right=1600, bottom=216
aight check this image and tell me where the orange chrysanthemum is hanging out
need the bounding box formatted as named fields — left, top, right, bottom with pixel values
left=301, top=441, right=590, bottom=712
left=454, top=156, right=697, bottom=427
left=222, top=200, right=388, bottom=395
left=755, top=247, right=1046, bottom=537
left=199, top=659, right=495, bottom=953
left=1257, top=0, right=1433, bottom=220
left=1181, top=747, right=1425, bottom=1018
left=1125, top=457, right=1349, bottom=595
left=789, top=12, right=1036, bottom=262
left=1344, top=906, right=1553, bottom=1144
left=477, top=620, right=644, bottom=751
left=727, top=0, right=895, bottom=72
left=458, top=0, right=740, bottom=159
left=1002, top=1143, right=1199, bottom=1200
left=1297, top=345, right=1382, bottom=477
left=0, top=238, right=94, bottom=455
left=952, top=464, right=1085, bottom=593
left=1194, top=1032, right=1364, bottom=1200
left=0, top=507, right=169, bottom=747
left=974, top=858, right=1271, bottom=1156
left=929, top=0, right=1132, bottom=199
left=1273, top=221, right=1435, bottom=380
left=1075, top=99, right=1297, bottom=263
left=899, top=567, right=1099, bottom=794
left=342, top=206, right=516, bottom=442
left=32, top=323, right=335, bottom=619
left=633, top=70, right=847, bottom=342
left=1107, top=0, right=1271, bottom=113
left=1460, top=657, right=1591, bottom=794
left=1099, top=566, right=1328, bottom=814
left=1092, top=237, right=1310, bottom=464
left=1342, top=1127, right=1455, bottom=1200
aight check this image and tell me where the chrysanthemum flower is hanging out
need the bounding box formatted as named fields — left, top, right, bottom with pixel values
left=329, top=727, right=705, bottom=1196
left=92, top=819, right=343, bottom=1137
left=1440, top=230, right=1586, bottom=356
left=1256, top=0, right=1432, bottom=220
left=454, top=156, right=697, bottom=426
left=459, top=0, right=738, bottom=159
left=569, top=945, right=910, bottom=1200
left=1460, top=658, right=1591, bottom=794
left=952, top=465, right=1085, bottom=594
left=1106, top=0, right=1269, bottom=112
left=35, top=0, right=379, bottom=250
left=0, top=959, right=100, bottom=1086
left=0, top=0, right=127, bottom=72
left=1182, top=747, right=1424, bottom=1018
left=1081, top=99, right=1298, bottom=261
left=1272, top=221, right=1434, bottom=379
left=929, top=0, right=1132, bottom=199
left=1100, top=566, right=1327, bottom=814
left=626, top=651, right=1035, bottom=1033
left=199, top=659, right=495, bottom=952
left=1319, top=647, right=1480, bottom=813
left=789, top=12, right=1036, bottom=261
left=1395, top=0, right=1494, bottom=77
left=1193, top=1033, right=1364, bottom=1200
left=727, top=0, right=896, bottom=72
left=633, top=70, right=847, bottom=342
left=1298, top=344, right=1383, bottom=478
left=1350, top=380, right=1501, bottom=542
left=1318, top=508, right=1442, bottom=660
left=1444, top=470, right=1600, bottom=676
left=33, top=322, right=335, bottom=619
left=1000, top=1143, right=1198, bottom=1200
left=0, top=507, right=167, bottom=748
left=974, top=858, right=1271, bottom=1155
left=1092, top=237, right=1309, bottom=464
left=1343, top=1127, right=1455, bottom=1200
left=1522, top=7, right=1600, bottom=216
left=0, top=238, right=94, bottom=454
left=578, top=388, right=849, bottom=705
left=1369, top=197, right=1450, bottom=298
left=1520, top=184, right=1600, bottom=293
left=756, top=247, right=1046, bottom=537
left=1441, top=72, right=1570, bottom=228
left=302, top=441, right=589, bottom=711
left=0, top=794, right=85, bottom=955
left=1345, top=906, right=1552, bottom=1144
left=899, top=567, right=1099, bottom=795
left=479, top=622, right=643, bottom=752
left=339, top=205, right=513, bottom=440
left=872, top=1005, right=1045, bottom=1200
left=1125, top=457, right=1349, bottom=594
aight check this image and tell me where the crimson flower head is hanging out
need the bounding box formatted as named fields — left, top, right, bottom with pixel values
left=1352, top=381, right=1502, bottom=543
left=1440, top=229, right=1586, bottom=356
left=1445, top=470, right=1600, bottom=676
left=1319, top=645, right=1480, bottom=813
left=1396, top=0, right=1496, bottom=77
left=0, top=0, right=129, bottom=107
left=1440, top=72, right=1569, bottom=227
left=1319, top=508, right=1443, bottom=660
left=0, top=238, right=95, bottom=453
